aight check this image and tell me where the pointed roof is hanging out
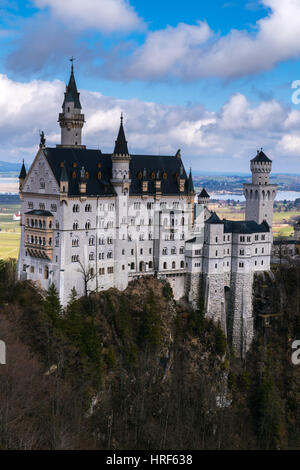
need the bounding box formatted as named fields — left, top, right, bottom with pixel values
left=60, top=164, right=68, bottom=182
left=251, top=149, right=271, bottom=163
left=113, top=114, right=129, bottom=155
left=199, top=187, right=210, bottom=198
left=187, top=168, right=194, bottom=193
left=19, top=159, right=27, bottom=179
left=206, top=212, right=223, bottom=225
left=63, top=63, right=81, bottom=109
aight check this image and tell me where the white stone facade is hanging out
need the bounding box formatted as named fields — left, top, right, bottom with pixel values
left=17, top=68, right=276, bottom=357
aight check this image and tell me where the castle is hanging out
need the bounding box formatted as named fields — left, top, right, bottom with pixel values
left=17, top=65, right=277, bottom=357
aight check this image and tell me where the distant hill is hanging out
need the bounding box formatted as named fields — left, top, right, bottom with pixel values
left=0, top=161, right=22, bottom=173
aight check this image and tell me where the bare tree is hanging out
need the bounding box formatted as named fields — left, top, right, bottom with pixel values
left=76, top=260, right=96, bottom=298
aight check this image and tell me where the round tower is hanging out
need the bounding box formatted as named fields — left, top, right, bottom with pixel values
left=243, top=149, right=277, bottom=227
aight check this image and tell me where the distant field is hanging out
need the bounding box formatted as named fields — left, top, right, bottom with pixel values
left=0, top=203, right=21, bottom=259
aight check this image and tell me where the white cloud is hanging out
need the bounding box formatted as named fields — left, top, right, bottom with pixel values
left=33, top=0, right=143, bottom=33
left=1, top=74, right=300, bottom=172
left=111, top=0, right=300, bottom=81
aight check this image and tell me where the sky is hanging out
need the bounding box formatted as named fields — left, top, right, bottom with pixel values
left=1, top=0, right=300, bottom=172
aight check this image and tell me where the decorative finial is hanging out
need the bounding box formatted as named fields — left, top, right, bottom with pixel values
left=39, top=130, right=46, bottom=148
left=261, top=147, right=263, bottom=152
left=70, top=56, right=75, bottom=72
left=120, top=112, right=123, bottom=124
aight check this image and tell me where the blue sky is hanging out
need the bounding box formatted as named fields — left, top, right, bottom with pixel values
left=1, top=0, right=300, bottom=172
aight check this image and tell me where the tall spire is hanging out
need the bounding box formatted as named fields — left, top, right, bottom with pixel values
left=63, top=58, right=81, bottom=109
left=58, top=59, right=85, bottom=148
left=19, top=159, right=26, bottom=180
left=187, top=167, right=194, bottom=193
left=113, top=113, right=129, bottom=155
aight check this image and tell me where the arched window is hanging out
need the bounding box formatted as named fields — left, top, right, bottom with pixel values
left=85, top=221, right=91, bottom=230
left=180, top=261, right=184, bottom=268
left=162, top=247, right=168, bottom=255
left=149, top=261, right=153, bottom=269
left=163, top=262, right=167, bottom=270
left=73, top=221, right=79, bottom=230
left=44, top=266, right=49, bottom=280
left=172, top=261, right=176, bottom=269
left=40, top=178, right=45, bottom=189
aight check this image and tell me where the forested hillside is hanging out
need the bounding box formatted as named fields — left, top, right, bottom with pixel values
left=0, top=259, right=300, bottom=450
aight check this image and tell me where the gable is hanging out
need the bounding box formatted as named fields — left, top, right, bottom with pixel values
left=22, top=150, right=60, bottom=195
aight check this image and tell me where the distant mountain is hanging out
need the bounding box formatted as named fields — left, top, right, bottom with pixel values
left=0, top=161, right=22, bottom=173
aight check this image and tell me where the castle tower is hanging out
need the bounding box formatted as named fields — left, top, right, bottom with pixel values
left=58, top=60, right=85, bottom=148
left=110, top=114, right=131, bottom=291
left=198, top=188, right=210, bottom=206
left=243, top=149, right=277, bottom=226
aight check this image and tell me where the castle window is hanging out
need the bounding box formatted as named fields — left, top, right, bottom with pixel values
left=108, top=267, right=114, bottom=274
left=239, top=262, right=244, bottom=268
left=85, top=171, right=89, bottom=179
left=107, top=251, right=113, bottom=259
left=30, top=266, right=34, bottom=273
left=240, top=236, right=245, bottom=242
left=51, top=204, right=57, bottom=212
left=261, top=235, right=266, bottom=241
left=215, top=250, right=218, bottom=256
left=180, top=261, right=184, bottom=268
left=72, top=237, right=79, bottom=247
left=240, top=249, right=244, bottom=256
left=85, top=221, right=91, bottom=230
left=180, top=247, right=184, bottom=254
left=72, top=204, right=79, bottom=213
left=99, top=268, right=105, bottom=275
left=49, top=220, right=52, bottom=229
left=40, top=179, right=45, bottom=189
left=151, top=171, right=155, bottom=179
left=44, top=266, right=49, bottom=280
left=107, top=237, right=113, bottom=244
left=171, top=247, right=176, bottom=255
left=73, top=162, right=77, bottom=168
left=163, top=171, right=167, bottom=180
left=255, top=235, right=259, bottom=241
left=39, top=203, right=45, bottom=210
left=149, top=248, right=152, bottom=254
left=163, top=262, right=167, bottom=269
left=85, top=204, right=91, bottom=212
left=247, top=236, right=251, bottom=242
left=149, top=261, right=153, bottom=269
left=97, top=163, right=101, bottom=169
left=28, top=202, right=33, bottom=209
left=71, top=255, right=79, bottom=262
left=99, top=253, right=104, bottom=260
left=89, top=253, right=94, bottom=261
left=97, top=171, right=102, bottom=180
left=215, top=264, right=218, bottom=269
left=162, top=248, right=168, bottom=255
left=130, top=262, right=135, bottom=270
left=181, top=217, right=185, bottom=226
left=261, top=260, right=264, bottom=265
left=138, top=171, right=142, bottom=180
left=262, top=248, right=264, bottom=254
left=172, top=261, right=176, bottom=269
left=73, top=222, right=79, bottom=230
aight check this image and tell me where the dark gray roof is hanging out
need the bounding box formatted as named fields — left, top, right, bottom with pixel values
left=223, top=219, right=270, bottom=234
left=60, top=164, right=68, bottom=182
left=206, top=212, right=269, bottom=233
left=43, top=147, right=189, bottom=197
left=19, top=160, right=27, bottom=179
left=25, top=210, right=53, bottom=217
left=62, top=64, right=81, bottom=109
left=251, top=150, right=272, bottom=163
left=199, top=188, right=210, bottom=198
left=114, top=116, right=129, bottom=155
left=206, top=212, right=223, bottom=224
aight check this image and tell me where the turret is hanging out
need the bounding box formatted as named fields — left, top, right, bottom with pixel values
left=250, top=149, right=272, bottom=185
left=58, top=59, right=85, bottom=148
left=60, top=162, right=69, bottom=195
left=111, top=114, right=131, bottom=188
left=198, top=188, right=210, bottom=205
left=18, top=159, right=27, bottom=191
